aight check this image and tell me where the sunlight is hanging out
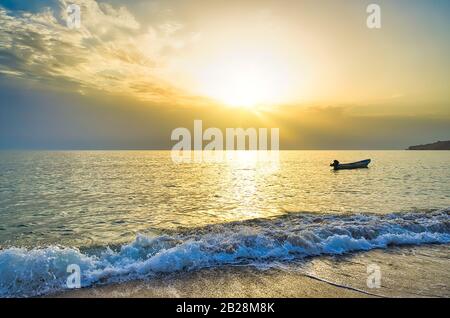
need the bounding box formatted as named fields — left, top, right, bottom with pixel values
left=197, top=51, right=292, bottom=108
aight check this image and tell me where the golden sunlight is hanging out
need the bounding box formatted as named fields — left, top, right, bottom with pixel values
left=196, top=51, right=292, bottom=108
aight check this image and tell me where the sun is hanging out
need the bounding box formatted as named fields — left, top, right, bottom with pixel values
left=196, top=53, right=291, bottom=108
left=207, top=64, right=275, bottom=108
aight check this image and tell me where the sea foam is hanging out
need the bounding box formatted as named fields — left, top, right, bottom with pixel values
left=0, top=209, right=449, bottom=297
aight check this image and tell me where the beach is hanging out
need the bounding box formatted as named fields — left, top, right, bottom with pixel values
left=50, top=266, right=369, bottom=298
left=1, top=0, right=449, bottom=302
left=51, top=244, right=449, bottom=298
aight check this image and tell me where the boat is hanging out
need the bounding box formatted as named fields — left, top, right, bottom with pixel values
left=330, top=159, right=371, bottom=170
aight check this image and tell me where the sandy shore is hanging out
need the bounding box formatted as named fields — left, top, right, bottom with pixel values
left=46, top=245, right=449, bottom=298
left=49, top=266, right=372, bottom=298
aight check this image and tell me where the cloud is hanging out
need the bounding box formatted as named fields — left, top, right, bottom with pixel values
left=0, top=0, right=199, bottom=104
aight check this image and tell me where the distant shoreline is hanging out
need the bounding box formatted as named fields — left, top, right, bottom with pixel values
left=407, top=140, right=450, bottom=150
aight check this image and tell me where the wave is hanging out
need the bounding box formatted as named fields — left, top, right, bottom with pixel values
left=0, top=209, right=449, bottom=297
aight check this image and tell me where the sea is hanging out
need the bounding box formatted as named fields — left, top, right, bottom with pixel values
left=0, top=150, right=449, bottom=297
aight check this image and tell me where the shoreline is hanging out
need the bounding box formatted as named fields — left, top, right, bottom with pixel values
left=48, top=266, right=372, bottom=298
left=47, top=244, right=450, bottom=298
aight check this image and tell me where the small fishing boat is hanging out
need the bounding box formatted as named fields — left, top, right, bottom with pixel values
left=330, top=159, right=371, bottom=170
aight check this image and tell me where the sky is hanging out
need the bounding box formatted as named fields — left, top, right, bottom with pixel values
left=0, top=0, right=449, bottom=149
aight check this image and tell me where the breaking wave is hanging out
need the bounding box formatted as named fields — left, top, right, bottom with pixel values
left=0, top=209, right=449, bottom=297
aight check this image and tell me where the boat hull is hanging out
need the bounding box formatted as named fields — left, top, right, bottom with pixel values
left=333, top=159, right=371, bottom=170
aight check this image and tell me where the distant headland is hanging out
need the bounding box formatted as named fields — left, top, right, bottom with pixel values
left=407, top=140, right=450, bottom=150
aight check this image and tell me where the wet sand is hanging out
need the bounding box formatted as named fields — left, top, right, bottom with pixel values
left=50, top=266, right=371, bottom=298
left=48, top=244, right=450, bottom=298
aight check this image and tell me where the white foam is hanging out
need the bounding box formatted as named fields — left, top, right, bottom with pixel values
left=0, top=209, right=449, bottom=297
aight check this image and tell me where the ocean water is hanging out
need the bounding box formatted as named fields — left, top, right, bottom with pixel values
left=0, top=150, right=449, bottom=297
